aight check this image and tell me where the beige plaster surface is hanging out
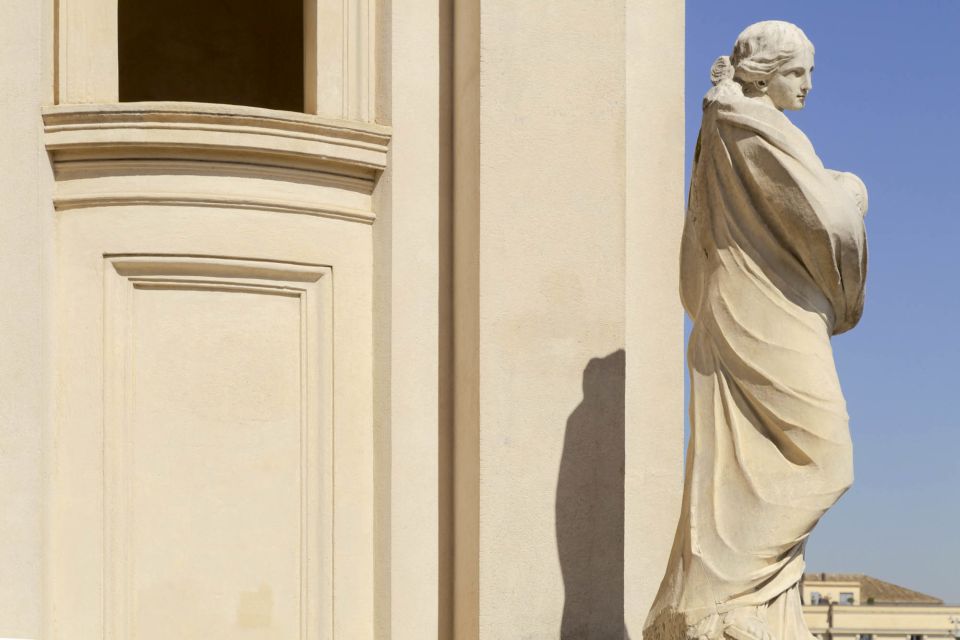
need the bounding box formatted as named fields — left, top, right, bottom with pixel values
left=625, top=0, right=686, bottom=633
left=372, top=0, right=442, bottom=637
left=57, top=0, right=119, bottom=102
left=41, top=104, right=380, bottom=639
left=453, top=0, right=684, bottom=637
left=48, top=208, right=374, bottom=640
left=306, top=0, right=375, bottom=120
left=1, top=0, right=688, bottom=636
left=42, top=0, right=385, bottom=635
left=0, top=0, right=53, bottom=637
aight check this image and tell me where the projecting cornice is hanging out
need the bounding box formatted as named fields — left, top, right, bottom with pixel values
left=43, top=102, right=391, bottom=222
left=44, top=102, right=390, bottom=176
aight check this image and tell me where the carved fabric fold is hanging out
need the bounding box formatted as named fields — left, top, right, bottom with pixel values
left=645, top=94, right=867, bottom=640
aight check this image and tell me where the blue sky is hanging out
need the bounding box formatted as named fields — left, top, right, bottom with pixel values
left=686, top=1, right=960, bottom=604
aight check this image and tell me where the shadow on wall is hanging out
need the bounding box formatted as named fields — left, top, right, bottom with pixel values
left=556, top=349, right=632, bottom=640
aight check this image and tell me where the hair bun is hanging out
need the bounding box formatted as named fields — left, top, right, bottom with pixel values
left=703, top=55, right=743, bottom=107
left=710, top=55, right=735, bottom=85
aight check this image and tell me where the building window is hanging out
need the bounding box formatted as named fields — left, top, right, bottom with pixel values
left=810, top=591, right=822, bottom=605
left=119, top=0, right=304, bottom=112
left=909, top=635, right=924, bottom=640
left=858, top=634, right=873, bottom=640
left=840, top=592, right=855, bottom=605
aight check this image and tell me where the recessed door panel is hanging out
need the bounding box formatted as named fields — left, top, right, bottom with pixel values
left=91, top=256, right=331, bottom=640
left=128, top=287, right=301, bottom=638
left=48, top=205, right=374, bottom=639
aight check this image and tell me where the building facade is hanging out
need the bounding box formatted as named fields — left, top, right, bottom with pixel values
left=803, top=574, right=960, bottom=640
left=0, top=0, right=685, bottom=638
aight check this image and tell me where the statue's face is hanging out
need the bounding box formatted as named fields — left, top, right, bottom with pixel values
left=767, top=50, right=814, bottom=110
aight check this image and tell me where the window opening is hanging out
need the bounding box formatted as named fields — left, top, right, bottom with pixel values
left=119, top=0, right=304, bottom=112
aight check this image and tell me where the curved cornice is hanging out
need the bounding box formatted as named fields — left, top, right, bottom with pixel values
left=44, top=102, right=391, bottom=176
left=43, top=102, right=391, bottom=222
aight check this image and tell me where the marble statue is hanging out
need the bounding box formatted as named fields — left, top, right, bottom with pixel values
left=644, top=21, right=868, bottom=640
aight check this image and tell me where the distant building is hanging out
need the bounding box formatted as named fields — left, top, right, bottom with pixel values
left=802, top=573, right=960, bottom=640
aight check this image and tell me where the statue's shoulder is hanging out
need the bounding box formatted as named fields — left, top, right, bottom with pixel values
left=706, top=95, right=811, bottom=152
left=711, top=94, right=786, bottom=126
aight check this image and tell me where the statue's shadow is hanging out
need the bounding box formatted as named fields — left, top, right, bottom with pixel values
left=555, top=349, right=632, bottom=639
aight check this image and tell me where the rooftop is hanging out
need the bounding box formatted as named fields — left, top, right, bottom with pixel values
left=803, top=573, right=943, bottom=605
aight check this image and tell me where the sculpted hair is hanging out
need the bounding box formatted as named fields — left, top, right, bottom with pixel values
left=730, top=20, right=814, bottom=83
left=704, top=20, right=814, bottom=107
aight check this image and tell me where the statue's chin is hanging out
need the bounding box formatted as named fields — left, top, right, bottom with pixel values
left=768, top=96, right=806, bottom=111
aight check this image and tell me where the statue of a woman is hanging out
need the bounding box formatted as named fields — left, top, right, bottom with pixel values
left=644, top=21, right=868, bottom=640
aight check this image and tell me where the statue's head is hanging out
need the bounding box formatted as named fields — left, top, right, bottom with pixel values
left=731, top=20, right=815, bottom=111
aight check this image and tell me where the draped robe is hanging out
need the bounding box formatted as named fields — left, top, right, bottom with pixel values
left=644, top=92, right=867, bottom=640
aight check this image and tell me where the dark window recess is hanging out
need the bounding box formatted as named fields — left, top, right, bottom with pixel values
left=119, top=0, right=303, bottom=112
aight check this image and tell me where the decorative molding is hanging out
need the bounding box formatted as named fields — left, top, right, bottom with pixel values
left=52, top=159, right=371, bottom=191
left=304, top=0, right=374, bottom=121
left=44, top=103, right=389, bottom=223
left=102, top=255, right=334, bottom=639
left=54, top=193, right=376, bottom=223
left=107, top=255, right=331, bottom=282
left=44, top=102, right=390, bottom=174
left=56, top=0, right=119, bottom=103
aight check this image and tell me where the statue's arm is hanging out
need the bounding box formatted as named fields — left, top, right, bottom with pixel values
left=679, top=209, right=703, bottom=320
left=680, top=132, right=705, bottom=320
left=826, top=169, right=869, bottom=217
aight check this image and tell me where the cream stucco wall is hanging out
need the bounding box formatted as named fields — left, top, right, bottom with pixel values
left=625, top=1, right=687, bottom=632
left=453, top=0, right=684, bottom=637
left=373, top=0, right=442, bottom=637
left=0, top=0, right=685, bottom=637
left=0, top=0, right=54, bottom=637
